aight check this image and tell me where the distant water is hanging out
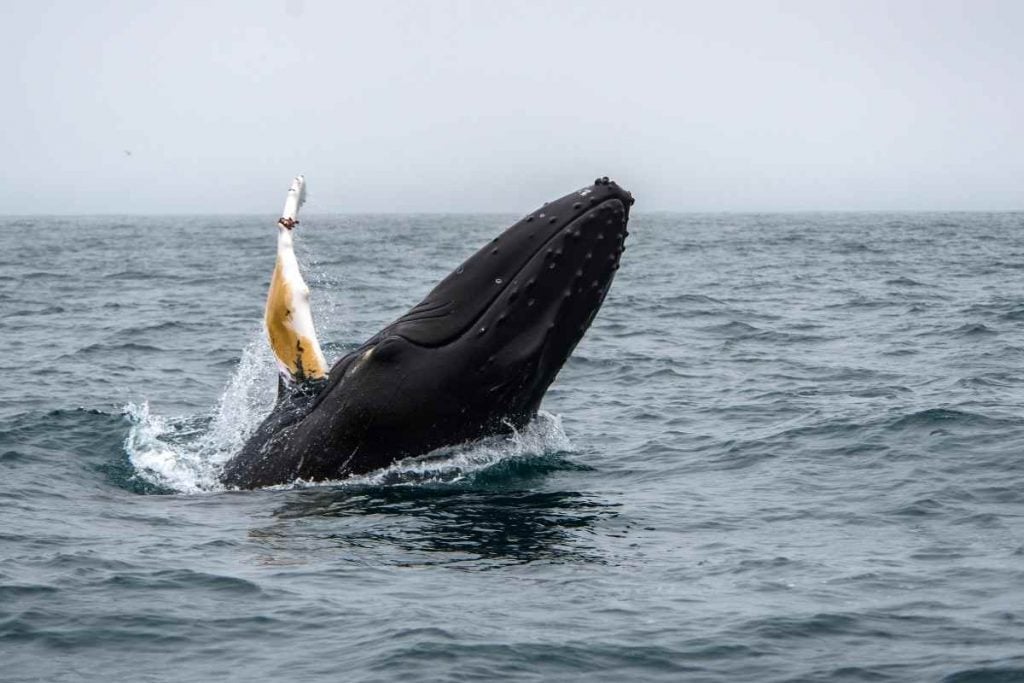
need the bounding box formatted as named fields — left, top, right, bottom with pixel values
left=2, top=212, right=1024, bottom=682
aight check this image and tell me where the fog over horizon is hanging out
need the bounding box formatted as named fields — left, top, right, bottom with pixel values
left=2, top=0, right=1021, bottom=215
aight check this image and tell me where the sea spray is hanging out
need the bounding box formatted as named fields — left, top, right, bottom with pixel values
left=124, top=332, right=277, bottom=493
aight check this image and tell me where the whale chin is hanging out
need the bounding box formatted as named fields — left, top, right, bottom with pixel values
left=220, top=177, right=634, bottom=489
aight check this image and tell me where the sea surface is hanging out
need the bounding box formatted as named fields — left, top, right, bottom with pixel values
left=2, top=211, right=1023, bottom=682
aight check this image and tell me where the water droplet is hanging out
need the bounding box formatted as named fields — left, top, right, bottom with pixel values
left=495, top=277, right=503, bottom=284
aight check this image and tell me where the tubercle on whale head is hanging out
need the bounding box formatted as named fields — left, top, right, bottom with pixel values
left=317, top=176, right=635, bottom=428
left=381, top=177, right=634, bottom=347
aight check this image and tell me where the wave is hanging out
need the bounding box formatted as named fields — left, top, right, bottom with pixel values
left=1, top=305, right=66, bottom=319
left=885, top=408, right=1003, bottom=431
left=886, top=276, right=928, bottom=287
left=664, top=293, right=728, bottom=306
left=952, top=323, right=998, bottom=337
left=72, top=341, right=166, bottom=357
left=942, top=667, right=1024, bottom=682
left=703, top=321, right=760, bottom=336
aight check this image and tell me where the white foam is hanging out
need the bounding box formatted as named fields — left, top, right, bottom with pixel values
left=124, top=333, right=277, bottom=493
left=287, top=411, right=574, bottom=490
left=124, top=332, right=573, bottom=494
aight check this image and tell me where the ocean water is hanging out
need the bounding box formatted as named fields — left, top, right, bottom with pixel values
left=2, top=211, right=1023, bottom=682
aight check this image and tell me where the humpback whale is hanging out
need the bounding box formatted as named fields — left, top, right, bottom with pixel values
left=220, top=177, right=634, bottom=489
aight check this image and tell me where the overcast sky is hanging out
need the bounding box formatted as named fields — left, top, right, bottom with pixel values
left=1, top=0, right=1021, bottom=213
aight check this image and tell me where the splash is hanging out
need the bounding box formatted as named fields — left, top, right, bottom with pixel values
left=124, top=333, right=277, bottom=493
left=124, top=332, right=573, bottom=494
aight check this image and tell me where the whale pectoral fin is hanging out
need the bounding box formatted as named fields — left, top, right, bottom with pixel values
left=265, top=176, right=329, bottom=386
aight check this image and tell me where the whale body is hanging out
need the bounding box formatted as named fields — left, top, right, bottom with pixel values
left=220, top=178, right=634, bottom=489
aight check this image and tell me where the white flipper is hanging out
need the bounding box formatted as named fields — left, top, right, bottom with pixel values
left=265, top=175, right=328, bottom=383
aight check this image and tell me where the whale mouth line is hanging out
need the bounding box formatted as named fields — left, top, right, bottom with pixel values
left=390, top=197, right=625, bottom=351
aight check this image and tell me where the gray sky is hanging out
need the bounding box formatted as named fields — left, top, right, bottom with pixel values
left=2, top=0, right=1022, bottom=213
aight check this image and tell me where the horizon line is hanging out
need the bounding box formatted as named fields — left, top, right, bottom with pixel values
left=1, top=208, right=1022, bottom=218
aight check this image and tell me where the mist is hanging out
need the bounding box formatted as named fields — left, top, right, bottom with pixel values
left=2, top=0, right=1021, bottom=213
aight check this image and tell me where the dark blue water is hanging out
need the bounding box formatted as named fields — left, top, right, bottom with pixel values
left=2, top=212, right=1024, bottom=681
